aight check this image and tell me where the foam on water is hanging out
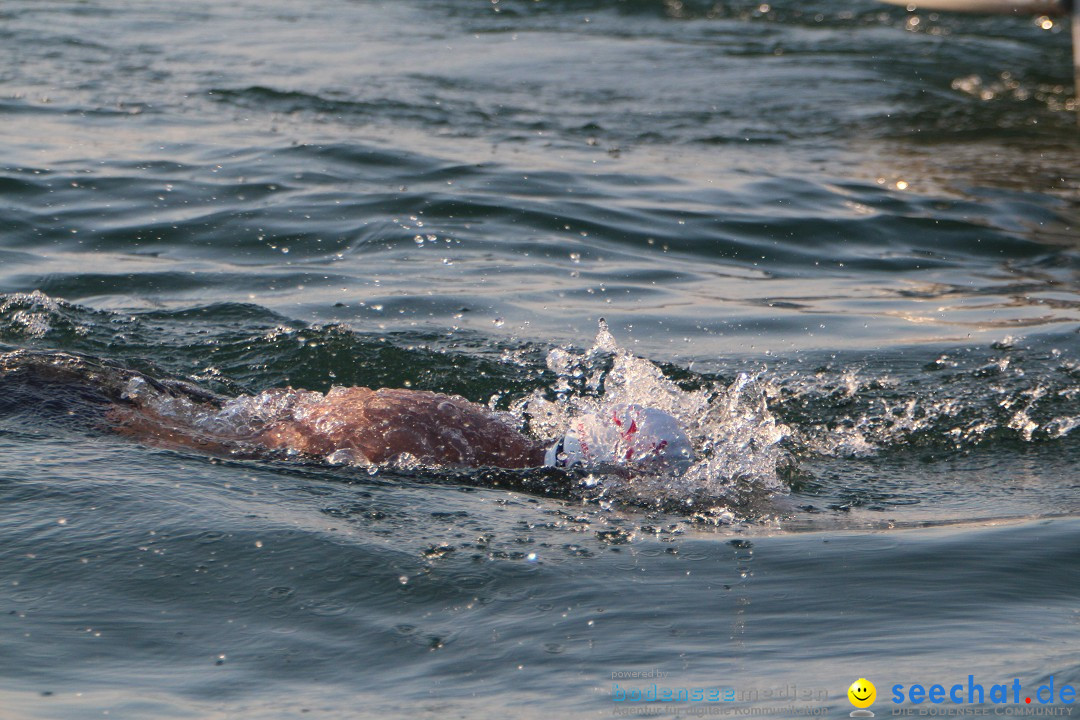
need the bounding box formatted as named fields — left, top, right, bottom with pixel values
left=771, top=347, right=1080, bottom=459
left=0, top=290, right=66, bottom=339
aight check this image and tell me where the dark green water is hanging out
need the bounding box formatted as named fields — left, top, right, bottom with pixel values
left=1, top=0, right=1078, bottom=718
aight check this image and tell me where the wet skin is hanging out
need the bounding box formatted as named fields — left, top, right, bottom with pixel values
left=111, top=385, right=547, bottom=469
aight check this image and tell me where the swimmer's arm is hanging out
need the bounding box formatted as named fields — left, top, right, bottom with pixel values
left=107, top=404, right=262, bottom=458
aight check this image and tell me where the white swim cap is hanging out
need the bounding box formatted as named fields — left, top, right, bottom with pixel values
left=544, top=404, right=694, bottom=469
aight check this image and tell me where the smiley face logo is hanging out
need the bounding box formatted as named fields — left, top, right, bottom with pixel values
left=848, top=678, right=876, bottom=709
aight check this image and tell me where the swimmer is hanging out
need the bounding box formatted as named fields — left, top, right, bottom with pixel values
left=1, top=350, right=694, bottom=472
left=113, top=385, right=695, bottom=471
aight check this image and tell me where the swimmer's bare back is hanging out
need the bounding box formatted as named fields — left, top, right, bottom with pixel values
left=110, top=385, right=547, bottom=469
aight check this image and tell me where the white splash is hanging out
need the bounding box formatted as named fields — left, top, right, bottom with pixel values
left=0, top=290, right=62, bottom=338
left=514, top=321, right=791, bottom=507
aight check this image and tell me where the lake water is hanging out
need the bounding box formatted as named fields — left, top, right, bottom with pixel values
left=1, top=0, right=1078, bottom=718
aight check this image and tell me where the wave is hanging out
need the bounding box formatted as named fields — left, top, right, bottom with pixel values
left=2, top=292, right=1078, bottom=525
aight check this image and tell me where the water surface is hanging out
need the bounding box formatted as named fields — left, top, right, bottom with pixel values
left=1, top=0, right=1078, bottom=717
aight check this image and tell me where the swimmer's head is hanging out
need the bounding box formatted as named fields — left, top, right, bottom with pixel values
left=544, top=404, right=694, bottom=469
